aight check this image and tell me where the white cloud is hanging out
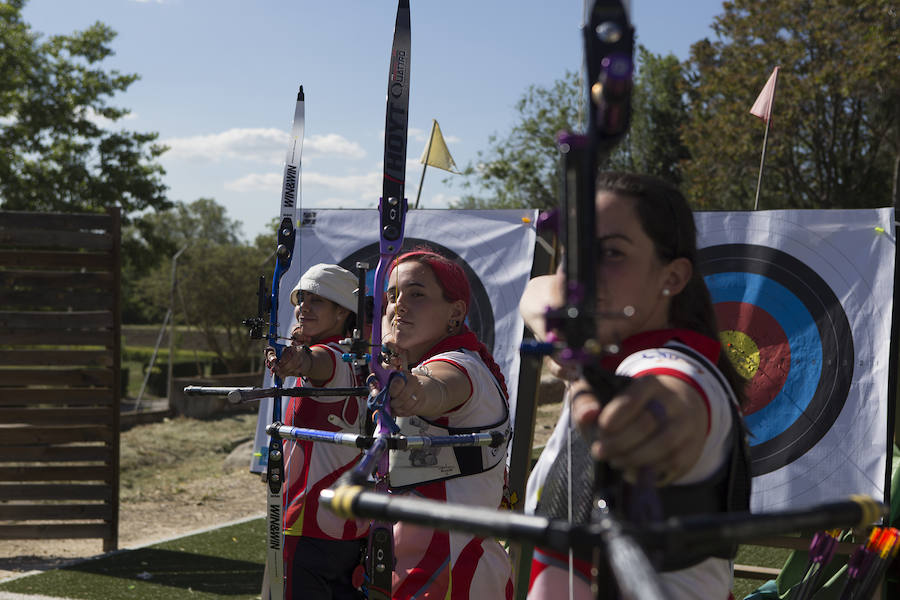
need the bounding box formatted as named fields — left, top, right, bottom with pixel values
left=224, top=169, right=382, bottom=200
left=307, top=134, right=366, bottom=159
left=408, top=127, right=426, bottom=142
left=163, top=128, right=286, bottom=163
left=304, top=171, right=382, bottom=195
left=223, top=172, right=283, bottom=193
left=391, top=126, right=461, bottom=146
left=162, top=129, right=365, bottom=164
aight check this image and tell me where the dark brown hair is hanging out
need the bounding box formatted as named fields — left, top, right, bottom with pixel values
left=595, top=171, right=747, bottom=406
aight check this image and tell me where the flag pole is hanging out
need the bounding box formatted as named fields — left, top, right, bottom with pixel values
left=750, top=66, right=779, bottom=210
left=414, top=120, right=437, bottom=209
left=753, top=119, right=771, bottom=211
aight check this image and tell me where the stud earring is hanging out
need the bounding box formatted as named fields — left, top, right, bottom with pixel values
left=661, top=288, right=671, bottom=297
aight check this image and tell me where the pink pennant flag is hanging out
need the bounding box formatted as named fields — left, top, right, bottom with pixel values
left=750, top=66, right=780, bottom=124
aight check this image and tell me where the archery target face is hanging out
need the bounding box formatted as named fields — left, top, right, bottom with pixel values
left=695, top=210, right=891, bottom=510
left=253, top=209, right=536, bottom=474
left=698, top=243, right=853, bottom=476
left=293, top=208, right=536, bottom=412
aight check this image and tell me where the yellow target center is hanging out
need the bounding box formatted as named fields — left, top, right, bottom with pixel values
left=720, top=329, right=760, bottom=380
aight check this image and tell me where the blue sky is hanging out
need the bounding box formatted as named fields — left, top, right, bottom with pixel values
left=22, top=0, right=728, bottom=241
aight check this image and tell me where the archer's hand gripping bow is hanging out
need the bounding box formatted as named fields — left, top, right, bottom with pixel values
left=532, top=2, right=669, bottom=598
left=346, top=2, right=411, bottom=598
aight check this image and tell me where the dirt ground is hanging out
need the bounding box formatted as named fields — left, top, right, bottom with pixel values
left=0, top=412, right=265, bottom=581
left=0, top=390, right=566, bottom=582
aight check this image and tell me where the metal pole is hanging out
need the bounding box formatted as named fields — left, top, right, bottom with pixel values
left=414, top=120, right=436, bottom=209
left=753, top=119, right=771, bottom=211
left=167, top=245, right=188, bottom=408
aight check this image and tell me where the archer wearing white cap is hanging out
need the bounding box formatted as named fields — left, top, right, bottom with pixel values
left=265, top=263, right=368, bottom=600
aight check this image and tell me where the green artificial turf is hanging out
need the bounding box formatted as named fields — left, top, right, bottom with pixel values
left=0, top=518, right=808, bottom=600
left=0, top=518, right=266, bottom=600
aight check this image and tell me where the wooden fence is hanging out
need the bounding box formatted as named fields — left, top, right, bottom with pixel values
left=0, top=209, right=122, bottom=552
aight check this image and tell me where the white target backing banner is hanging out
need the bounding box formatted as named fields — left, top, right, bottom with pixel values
left=696, top=208, right=894, bottom=512
left=252, top=208, right=538, bottom=473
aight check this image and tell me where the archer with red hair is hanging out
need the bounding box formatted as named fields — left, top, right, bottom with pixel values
left=381, top=248, right=514, bottom=600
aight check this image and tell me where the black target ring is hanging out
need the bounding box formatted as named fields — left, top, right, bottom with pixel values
left=699, top=243, right=854, bottom=476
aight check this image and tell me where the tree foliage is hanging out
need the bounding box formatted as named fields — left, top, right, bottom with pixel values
left=457, top=49, right=692, bottom=209
left=452, top=71, right=583, bottom=210
left=605, top=48, right=691, bottom=186
left=682, top=0, right=900, bottom=209
left=134, top=199, right=268, bottom=371
left=0, top=0, right=169, bottom=215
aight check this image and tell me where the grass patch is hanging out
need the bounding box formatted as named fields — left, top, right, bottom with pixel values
left=0, top=518, right=266, bottom=600
left=119, top=413, right=257, bottom=499
left=731, top=543, right=793, bottom=599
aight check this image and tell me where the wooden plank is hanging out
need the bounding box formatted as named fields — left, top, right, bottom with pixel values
left=0, top=211, right=113, bottom=232
left=0, top=270, right=113, bottom=289
left=0, top=289, right=114, bottom=311
left=0, top=249, right=112, bottom=270
left=0, top=407, right=114, bottom=426
left=0, top=445, right=111, bottom=462
left=0, top=483, right=113, bottom=501
left=0, top=524, right=111, bottom=540
left=0, top=311, right=114, bottom=330
left=0, top=329, right=113, bottom=346
left=0, top=466, right=112, bottom=482
left=0, top=504, right=112, bottom=521
left=107, top=205, right=121, bottom=552
left=0, top=208, right=119, bottom=552
left=0, top=368, right=114, bottom=387
left=0, top=349, right=112, bottom=367
left=0, top=228, right=113, bottom=251
left=0, top=427, right=114, bottom=445
left=744, top=536, right=859, bottom=555
left=734, top=564, right=781, bottom=580
left=0, top=388, right=114, bottom=406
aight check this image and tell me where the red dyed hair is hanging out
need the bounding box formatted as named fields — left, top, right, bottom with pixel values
left=388, top=248, right=507, bottom=397
left=388, top=249, right=471, bottom=315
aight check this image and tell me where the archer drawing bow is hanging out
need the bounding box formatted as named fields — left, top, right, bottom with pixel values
left=354, top=2, right=411, bottom=598
left=568, top=3, right=665, bottom=599
left=526, top=2, right=666, bottom=598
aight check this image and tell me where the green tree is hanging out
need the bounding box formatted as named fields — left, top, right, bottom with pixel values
left=456, top=49, right=692, bottom=209
left=606, top=47, right=691, bottom=187
left=0, top=0, right=169, bottom=215
left=452, top=71, right=583, bottom=210
left=125, top=198, right=248, bottom=323
left=682, top=0, right=900, bottom=209
left=135, top=199, right=268, bottom=371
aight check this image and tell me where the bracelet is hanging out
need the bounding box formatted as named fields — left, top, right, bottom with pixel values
left=570, top=388, right=595, bottom=402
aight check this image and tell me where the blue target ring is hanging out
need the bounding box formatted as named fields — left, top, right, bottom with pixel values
left=705, top=272, right=822, bottom=444
left=699, top=243, right=853, bottom=476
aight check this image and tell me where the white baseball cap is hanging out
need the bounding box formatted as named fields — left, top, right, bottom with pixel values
left=290, top=263, right=358, bottom=313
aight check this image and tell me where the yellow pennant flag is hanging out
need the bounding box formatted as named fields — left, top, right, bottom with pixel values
left=420, top=120, right=460, bottom=174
